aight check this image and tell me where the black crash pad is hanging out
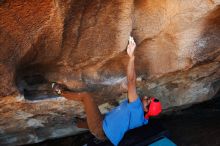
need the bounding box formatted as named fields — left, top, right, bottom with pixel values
left=86, top=121, right=170, bottom=146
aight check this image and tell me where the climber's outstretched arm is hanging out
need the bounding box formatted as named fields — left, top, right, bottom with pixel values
left=127, top=37, right=138, bottom=103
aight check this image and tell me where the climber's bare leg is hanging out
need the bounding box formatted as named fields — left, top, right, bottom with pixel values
left=61, top=91, right=106, bottom=140
left=74, top=118, right=89, bottom=129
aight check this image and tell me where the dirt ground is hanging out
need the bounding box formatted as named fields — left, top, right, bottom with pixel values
left=159, top=93, right=220, bottom=146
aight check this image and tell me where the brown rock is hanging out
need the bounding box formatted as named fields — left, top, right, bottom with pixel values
left=0, top=0, right=219, bottom=145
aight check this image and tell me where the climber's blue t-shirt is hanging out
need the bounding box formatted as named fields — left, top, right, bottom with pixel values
left=103, top=97, right=148, bottom=146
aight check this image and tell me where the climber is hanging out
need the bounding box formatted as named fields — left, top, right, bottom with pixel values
left=52, top=36, right=162, bottom=146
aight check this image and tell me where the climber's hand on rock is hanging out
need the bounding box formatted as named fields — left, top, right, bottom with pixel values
left=127, top=36, right=136, bottom=57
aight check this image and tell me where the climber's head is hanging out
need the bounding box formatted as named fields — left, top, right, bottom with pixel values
left=142, top=96, right=162, bottom=119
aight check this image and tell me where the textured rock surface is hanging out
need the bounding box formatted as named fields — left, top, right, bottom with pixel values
left=0, top=0, right=220, bottom=145
left=0, top=96, right=86, bottom=146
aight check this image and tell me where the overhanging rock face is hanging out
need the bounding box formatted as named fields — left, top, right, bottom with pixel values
left=0, top=0, right=220, bottom=145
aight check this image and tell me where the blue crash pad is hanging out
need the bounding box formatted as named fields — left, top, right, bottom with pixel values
left=87, top=121, right=171, bottom=146
left=149, top=137, right=176, bottom=146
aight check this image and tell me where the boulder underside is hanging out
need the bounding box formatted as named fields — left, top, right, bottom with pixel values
left=0, top=0, right=219, bottom=145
